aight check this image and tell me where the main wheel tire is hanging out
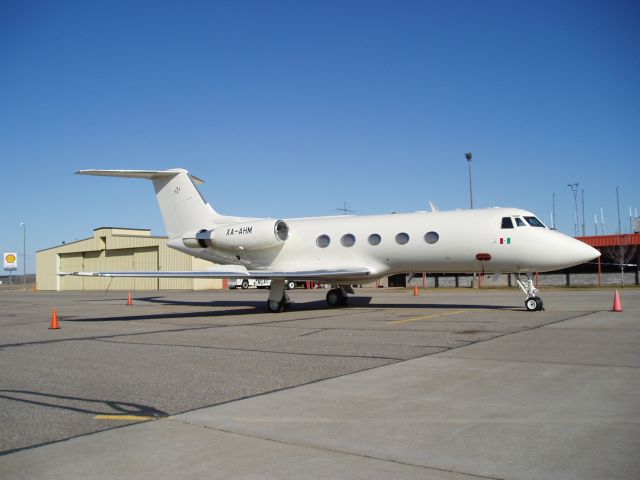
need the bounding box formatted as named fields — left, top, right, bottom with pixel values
left=267, top=299, right=285, bottom=313
left=326, top=288, right=344, bottom=307
left=241, top=280, right=249, bottom=289
left=286, top=281, right=296, bottom=290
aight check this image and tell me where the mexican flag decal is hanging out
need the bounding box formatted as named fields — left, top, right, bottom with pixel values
left=500, top=237, right=511, bottom=245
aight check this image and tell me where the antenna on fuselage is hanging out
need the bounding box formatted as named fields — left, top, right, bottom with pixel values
left=336, top=201, right=355, bottom=215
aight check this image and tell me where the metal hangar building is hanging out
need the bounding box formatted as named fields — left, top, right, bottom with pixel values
left=36, top=227, right=223, bottom=291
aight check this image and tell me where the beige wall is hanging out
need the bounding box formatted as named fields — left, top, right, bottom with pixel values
left=193, top=257, right=224, bottom=290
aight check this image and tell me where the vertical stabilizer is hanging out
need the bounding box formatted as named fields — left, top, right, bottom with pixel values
left=76, top=169, right=237, bottom=237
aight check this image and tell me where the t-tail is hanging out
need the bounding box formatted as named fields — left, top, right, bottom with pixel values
left=76, top=169, right=246, bottom=238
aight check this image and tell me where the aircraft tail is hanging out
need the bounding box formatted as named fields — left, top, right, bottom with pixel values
left=77, top=169, right=236, bottom=238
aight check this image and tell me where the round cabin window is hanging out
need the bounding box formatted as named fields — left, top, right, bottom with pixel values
left=316, top=234, right=330, bottom=248
left=424, top=231, right=439, bottom=244
left=395, top=232, right=410, bottom=245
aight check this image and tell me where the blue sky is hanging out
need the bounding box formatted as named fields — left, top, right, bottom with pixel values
left=1, top=0, right=639, bottom=273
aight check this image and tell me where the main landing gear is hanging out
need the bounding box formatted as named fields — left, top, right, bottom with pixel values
left=265, top=283, right=355, bottom=312
left=516, top=275, right=544, bottom=312
left=266, top=279, right=291, bottom=312
left=326, top=285, right=354, bottom=307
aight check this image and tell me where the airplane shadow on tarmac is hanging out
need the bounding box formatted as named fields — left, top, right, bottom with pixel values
left=136, top=295, right=519, bottom=312
left=64, top=296, right=519, bottom=322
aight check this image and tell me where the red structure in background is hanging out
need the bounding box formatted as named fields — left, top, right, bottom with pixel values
left=577, top=233, right=640, bottom=248
left=577, top=234, right=640, bottom=286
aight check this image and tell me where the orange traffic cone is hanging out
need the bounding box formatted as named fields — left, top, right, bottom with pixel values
left=413, top=285, right=419, bottom=296
left=49, top=307, right=60, bottom=330
left=127, top=292, right=133, bottom=306
left=612, top=290, right=623, bottom=312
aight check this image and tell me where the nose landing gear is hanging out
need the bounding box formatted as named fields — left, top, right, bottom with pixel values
left=517, top=275, right=545, bottom=311
left=525, top=296, right=544, bottom=312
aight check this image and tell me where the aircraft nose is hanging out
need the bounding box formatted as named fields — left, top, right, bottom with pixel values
left=565, top=238, right=600, bottom=265
left=536, top=234, right=601, bottom=271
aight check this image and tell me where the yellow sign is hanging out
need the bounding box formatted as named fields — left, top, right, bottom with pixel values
left=4, top=252, right=18, bottom=270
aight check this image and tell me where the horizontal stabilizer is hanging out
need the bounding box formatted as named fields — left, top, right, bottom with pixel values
left=77, top=169, right=204, bottom=184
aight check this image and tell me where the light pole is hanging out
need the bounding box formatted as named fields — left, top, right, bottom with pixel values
left=465, top=152, right=473, bottom=209
left=567, top=183, right=579, bottom=236
left=616, top=186, right=621, bottom=234
left=581, top=189, right=585, bottom=236
left=20, top=222, right=26, bottom=285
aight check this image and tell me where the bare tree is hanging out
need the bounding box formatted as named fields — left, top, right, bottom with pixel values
left=606, top=235, right=638, bottom=287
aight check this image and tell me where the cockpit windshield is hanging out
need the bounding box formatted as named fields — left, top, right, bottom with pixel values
left=524, top=216, right=546, bottom=228
left=501, top=215, right=547, bottom=229
left=501, top=217, right=514, bottom=229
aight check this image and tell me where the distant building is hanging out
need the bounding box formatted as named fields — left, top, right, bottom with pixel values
left=36, top=227, right=223, bottom=291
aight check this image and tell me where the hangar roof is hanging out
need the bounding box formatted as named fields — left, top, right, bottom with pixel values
left=37, top=227, right=167, bottom=253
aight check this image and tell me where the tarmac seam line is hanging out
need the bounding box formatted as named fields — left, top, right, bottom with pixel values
left=436, top=354, right=640, bottom=369
left=168, top=417, right=504, bottom=480
left=90, top=338, right=406, bottom=362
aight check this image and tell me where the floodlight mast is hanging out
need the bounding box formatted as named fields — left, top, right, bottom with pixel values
left=465, top=152, right=473, bottom=209
left=567, top=183, right=579, bottom=236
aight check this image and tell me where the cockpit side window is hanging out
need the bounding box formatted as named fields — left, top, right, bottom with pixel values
left=524, top=216, right=546, bottom=228
left=515, top=217, right=526, bottom=227
left=501, top=217, right=514, bottom=229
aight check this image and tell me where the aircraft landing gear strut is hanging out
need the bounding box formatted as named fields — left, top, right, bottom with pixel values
left=266, top=279, right=291, bottom=312
left=516, top=275, right=544, bottom=311
left=326, top=285, right=354, bottom=307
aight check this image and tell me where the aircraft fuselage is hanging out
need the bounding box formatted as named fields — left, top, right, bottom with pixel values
left=168, top=207, right=598, bottom=283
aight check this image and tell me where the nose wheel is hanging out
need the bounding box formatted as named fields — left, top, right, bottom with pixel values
left=525, top=296, right=544, bottom=311
left=517, top=275, right=545, bottom=312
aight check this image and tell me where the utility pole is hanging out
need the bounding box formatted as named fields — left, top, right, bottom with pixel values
left=465, top=152, right=473, bottom=209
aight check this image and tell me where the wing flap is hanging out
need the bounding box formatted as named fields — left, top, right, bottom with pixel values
left=247, top=267, right=372, bottom=280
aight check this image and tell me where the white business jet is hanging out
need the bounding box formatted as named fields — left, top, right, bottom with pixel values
left=61, top=168, right=600, bottom=312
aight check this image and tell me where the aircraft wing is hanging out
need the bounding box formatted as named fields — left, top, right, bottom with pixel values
left=58, top=266, right=372, bottom=281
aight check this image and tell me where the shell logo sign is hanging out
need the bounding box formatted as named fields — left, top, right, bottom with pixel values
left=4, top=252, right=18, bottom=270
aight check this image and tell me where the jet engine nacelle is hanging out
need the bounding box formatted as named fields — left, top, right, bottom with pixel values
left=182, top=219, right=289, bottom=251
